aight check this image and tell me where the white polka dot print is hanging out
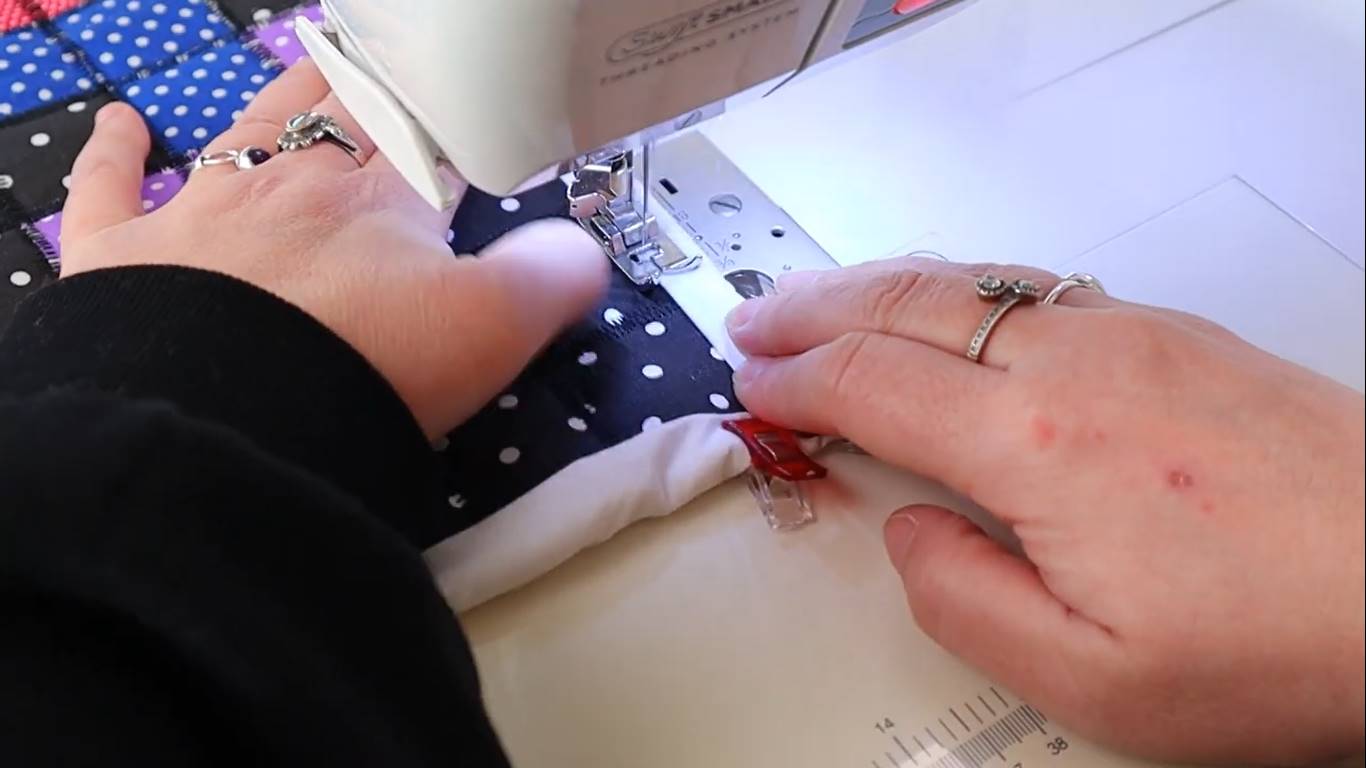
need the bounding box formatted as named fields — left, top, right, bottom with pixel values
left=446, top=494, right=466, bottom=509
left=498, top=447, right=521, bottom=465
left=641, top=364, right=664, bottom=380
left=577, top=351, right=598, bottom=366
left=644, top=321, right=666, bottom=336
left=120, top=41, right=277, bottom=154
left=709, top=393, right=731, bottom=410
left=641, top=416, right=663, bottom=432
left=53, top=0, right=234, bottom=81
left=567, top=417, right=588, bottom=432
left=9, top=270, right=32, bottom=288
left=29, top=132, right=50, bottom=147
left=500, top=198, right=521, bottom=213
left=0, top=26, right=86, bottom=115
left=497, top=394, right=519, bottom=410
left=603, top=308, right=624, bottom=327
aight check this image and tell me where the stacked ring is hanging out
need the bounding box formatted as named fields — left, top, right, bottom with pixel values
left=1043, top=272, right=1106, bottom=305
left=964, top=271, right=1109, bottom=363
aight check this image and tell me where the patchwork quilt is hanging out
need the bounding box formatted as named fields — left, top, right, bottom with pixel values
left=0, top=0, right=743, bottom=551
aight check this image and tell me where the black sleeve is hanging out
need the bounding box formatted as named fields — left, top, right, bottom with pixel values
left=0, top=266, right=510, bottom=767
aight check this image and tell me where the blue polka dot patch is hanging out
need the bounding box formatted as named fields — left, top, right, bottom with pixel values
left=120, top=40, right=277, bottom=155
left=0, top=26, right=92, bottom=119
left=55, top=0, right=237, bottom=82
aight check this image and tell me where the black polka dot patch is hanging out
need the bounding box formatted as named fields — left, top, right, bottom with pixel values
left=0, top=225, right=54, bottom=338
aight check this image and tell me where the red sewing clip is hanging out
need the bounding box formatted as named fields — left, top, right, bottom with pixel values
left=723, top=418, right=826, bottom=531
left=723, top=418, right=827, bottom=481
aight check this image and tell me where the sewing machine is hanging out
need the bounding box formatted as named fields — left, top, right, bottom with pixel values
left=295, top=0, right=988, bottom=530
left=295, top=0, right=971, bottom=288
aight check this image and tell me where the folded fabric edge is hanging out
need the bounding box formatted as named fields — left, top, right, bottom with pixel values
left=655, top=208, right=749, bottom=369
left=425, top=411, right=752, bottom=613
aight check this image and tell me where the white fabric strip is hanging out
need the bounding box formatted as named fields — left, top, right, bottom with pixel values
left=427, top=413, right=752, bottom=612
left=654, top=200, right=750, bottom=369
left=429, top=203, right=800, bottom=612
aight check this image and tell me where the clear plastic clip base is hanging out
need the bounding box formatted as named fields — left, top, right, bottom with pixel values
left=745, top=470, right=817, bottom=531
left=724, top=418, right=827, bottom=533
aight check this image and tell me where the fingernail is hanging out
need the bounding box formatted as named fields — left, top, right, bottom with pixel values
left=776, top=270, right=819, bottom=291
left=883, top=511, right=920, bottom=572
left=725, top=299, right=759, bottom=336
left=94, top=104, right=118, bottom=124
left=732, top=358, right=764, bottom=389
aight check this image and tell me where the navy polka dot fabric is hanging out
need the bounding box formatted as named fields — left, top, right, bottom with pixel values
left=0, top=0, right=741, bottom=542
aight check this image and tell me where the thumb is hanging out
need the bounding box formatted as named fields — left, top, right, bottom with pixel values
left=470, top=218, right=609, bottom=346
left=884, top=505, right=1119, bottom=716
left=61, top=103, right=151, bottom=256
left=420, top=218, right=607, bottom=431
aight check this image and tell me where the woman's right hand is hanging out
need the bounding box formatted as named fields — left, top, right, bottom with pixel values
left=727, top=257, right=1365, bottom=766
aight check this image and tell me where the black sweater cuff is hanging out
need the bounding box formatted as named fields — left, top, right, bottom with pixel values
left=0, top=265, right=448, bottom=547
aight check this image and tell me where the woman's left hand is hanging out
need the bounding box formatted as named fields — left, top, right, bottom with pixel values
left=59, top=59, right=606, bottom=438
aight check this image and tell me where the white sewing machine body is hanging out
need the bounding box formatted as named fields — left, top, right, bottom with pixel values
left=299, top=0, right=958, bottom=200
left=298, top=0, right=974, bottom=290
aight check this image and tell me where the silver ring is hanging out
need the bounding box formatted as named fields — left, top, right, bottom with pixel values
left=191, top=150, right=241, bottom=172
left=1043, top=272, right=1106, bottom=305
left=191, top=146, right=273, bottom=173
left=967, top=275, right=1040, bottom=363
left=277, top=111, right=364, bottom=167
